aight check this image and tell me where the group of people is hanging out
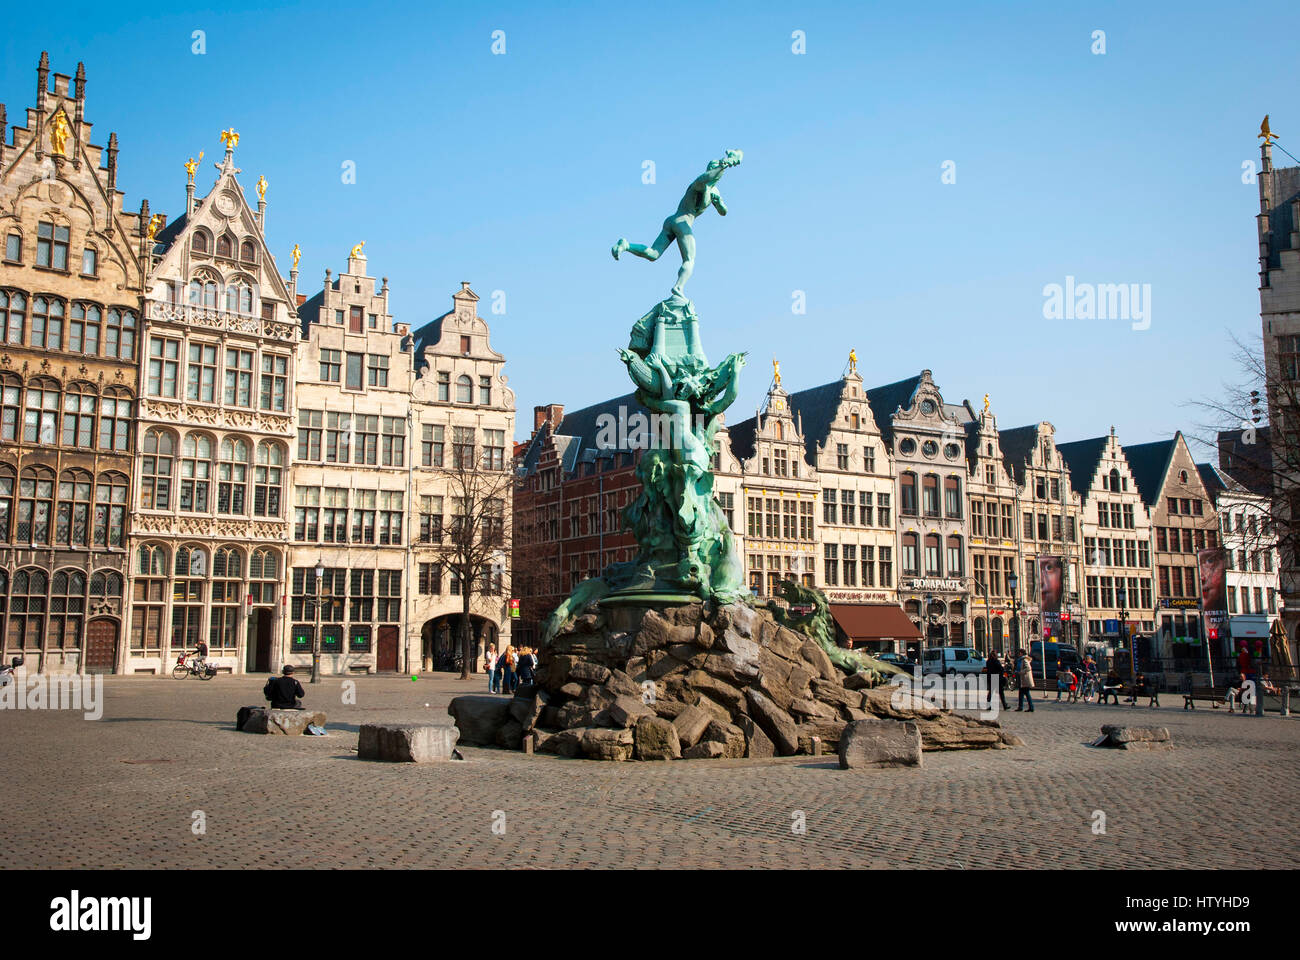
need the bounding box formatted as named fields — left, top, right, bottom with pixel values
left=484, top=644, right=538, bottom=694
left=982, top=650, right=1127, bottom=712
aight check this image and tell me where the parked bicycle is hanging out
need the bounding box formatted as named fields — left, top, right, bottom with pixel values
left=172, top=653, right=215, bottom=680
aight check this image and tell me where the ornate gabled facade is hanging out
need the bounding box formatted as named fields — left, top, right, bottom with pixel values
left=409, top=283, right=515, bottom=670
left=1124, top=433, right=1221, bottom=661
left=786, top=354, right=897, bottom=613
left=726, top=363, right=819, bottom=598
left=998, top=421, right=1084, bottom=643
left=124, top=133, right=298, bottom=674
left=290, top=248, right=412, bottom=674
left=964, top=399, right=1022, bottom=654
left=1058, top=429, right=1155, bottom=653
left=868, top=370, right=972, bottom=646
left=0, top=53, right=145, bottom=673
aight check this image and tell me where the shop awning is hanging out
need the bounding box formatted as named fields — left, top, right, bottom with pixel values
left=829, top=603, right=921, bottom=642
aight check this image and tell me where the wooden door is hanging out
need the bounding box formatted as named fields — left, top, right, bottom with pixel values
left=377, top=625, right=399, bottom=673
left=84, top=619, right=118, bottom=674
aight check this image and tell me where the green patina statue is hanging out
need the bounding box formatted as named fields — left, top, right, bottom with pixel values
left=541, top=152, right=750, bottom=645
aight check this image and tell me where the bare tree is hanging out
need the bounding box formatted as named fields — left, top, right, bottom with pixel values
left=423, top=441, right=514, bottom=680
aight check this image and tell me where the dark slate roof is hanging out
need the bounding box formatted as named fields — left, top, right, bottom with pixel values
left=727, top=413, right=758, bottom=463
left=1217, top=426, right=1272, bottom=497
left=296, top=289, right=324, bottom=337
left=411, top=314, right=446, bottom=357
left=1121, top=438, right=1177, bottom=507
left=997, top=424, right=1040, bottom=485
left=1196, top=462, right=1231, bottom=506
left=863, top=374, right=922, bottom=447
left=1056, top=436, right=1109, bottom=498
left=150, top=212, right=188, bottom=255
left=785, top=379, right=845, bottom=463
left=520, top=392, right=646, bottom=477
left=1266, top=164, right=1300, bottom=269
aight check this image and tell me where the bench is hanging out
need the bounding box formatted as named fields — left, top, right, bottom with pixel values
left=1124, top=684, right=1160, bottom=708
left=1182, top=686, right=1227, bottom=709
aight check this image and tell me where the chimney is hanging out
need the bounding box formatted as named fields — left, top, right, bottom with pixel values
left=534, top=404, right=564, bottom=432
left=106, top=132, right=118, bottom=191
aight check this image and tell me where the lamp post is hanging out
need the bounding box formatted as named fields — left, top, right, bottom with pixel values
left=1008, top=573, right=1019, bottom=656
left=1117, top=585, right=1133, bottom=680
left=310, top=561, right=324, bottom=684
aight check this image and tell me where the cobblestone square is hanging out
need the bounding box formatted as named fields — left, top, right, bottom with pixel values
left=2, top=675, right=1297, bottom=869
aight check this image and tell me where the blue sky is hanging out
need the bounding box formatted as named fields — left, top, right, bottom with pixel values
left=4, top=0, right=1296, bottom=450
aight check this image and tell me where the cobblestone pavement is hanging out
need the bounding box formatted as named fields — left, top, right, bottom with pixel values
left=1, top=674, right=1297, bottom=869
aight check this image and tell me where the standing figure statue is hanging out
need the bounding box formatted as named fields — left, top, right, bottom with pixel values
left=612, top=149, right=742, bottom=298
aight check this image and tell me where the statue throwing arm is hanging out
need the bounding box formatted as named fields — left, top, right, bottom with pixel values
left=612, top=149, right=741, bottom=299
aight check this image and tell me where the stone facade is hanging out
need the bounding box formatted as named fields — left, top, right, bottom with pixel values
left=409, top=283, right=515, bottom=670
left=123, top=136, right=298, bottom=675
left=0, top=54, right=145, bottom=673
left=289, top=250, right=411, bottom=674
left=964, top=402, right=1023, bottom=653
left=1059, top=430, right=1156, bottom=653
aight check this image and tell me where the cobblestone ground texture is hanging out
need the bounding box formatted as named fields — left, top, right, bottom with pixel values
left=1, top=675, right=1297, bottom=869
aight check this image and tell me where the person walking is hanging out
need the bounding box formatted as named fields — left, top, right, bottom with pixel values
left=484, top=644, right=498, bottom=693
left=516, top=646, right=536, bottom=687
left=984, top=650, right=1008, bottom=710
left=1016, top=649, right=1035, bottom=712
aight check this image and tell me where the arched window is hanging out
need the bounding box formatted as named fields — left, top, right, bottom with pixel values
left=61, top=382, right=97, bottom=449
left=141, top=429, right=175, bottom=510
left=8, top=568, right=47, bottom=650
left=946, top=535, right=963, bottom=576
left=70, top=303, right=102, bottom=356
left=1108, top=468, right=1120, bottom=492
left=0, top=467, right=13, bottom=542
left=104, top=308, right=136, bottom=360
left=211, top=546, right=242, bottom=650
left=31, top=297, right=65, bottom=349
left=93, top=472, right=128, bottom=547
left=924, top=533, right=942, bottom=575
left=55, top=469, right=92, bottom=546
left=131, top=545, right=167, bottom=653
left=921, top=474, right=940, bottom=517
left=240, top=283, right=253, bottom=314
left=17, top=467, right=55, bottom=544
left=1, top=373, right=20, bottom=442
left=98, top=388, right=132, bottom=451
left=902, top=531, right=919, bottom=575
left=90, top=570, right=124, bottom=603
left=172, top=545, right=207, bottom=650
left=49, top=569, right=86, bottom=650
left=179, top=434, right=213, bottom=512
left=944, top=475, right=962, bottom=518
left=192, top=230, right=209, bottom=254
left=900, top=472, right=917, bottom=516
left=253, top=442, right=283, bottom=517
left=240, top=240, right=256, bottom=263
left=249, top=548, right=278, bottom=604
left=217, top=437, right=249, bottom=514
left=974, top=618, right=986, bottom=650
left=456, top=375, right=473, bottom=403
left=23, top=377, right=60, bottom=444
left=225, top=283, right=239, bottom=313
left=2, top=289, right=26, bottom=344
left=216, top=234, right=233, bottom=258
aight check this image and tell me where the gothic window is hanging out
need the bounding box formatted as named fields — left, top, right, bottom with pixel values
left=55, top=469, right=92, bottom=546
left=216, top=234, right=233, bottom=258
left=31, top=296, right=65, bottom=349
left=70, top=303, right=101, bottom=356
left=253, top=442, right=283, bottom=517
left=104, top=308, right=136, bottom=360
left=192, top=230, right=210, bottom=254
left=179, top=434, right=213, bottom=512
left=211, top=546, right=243, bottom=648
left=2, top=290, right=25, bottom=344
left=141, top=429, right=176, bottom=510
left=93, top=472, right=128, bottom=547
left=7, top=568, right=47, bottom=651
left=98, top=388, right=132, bottom=451
left=217, top=437, right=250, bottom=514
left=17, top=467, right=55, bottom=545
left=61, top=382, right=96, bottom=448
left=240, top=240, right=256, bottom=263
left=48, top=569, right=86, bottom=650
left=0, top=467, right=12, bottom=542
left=23, top=377, right=60, bottom=444
left=131, top=545, right=167, bottom=652
left=171, top=545, right=207, bottom=650
left=249, top=548, right=278, bottom=604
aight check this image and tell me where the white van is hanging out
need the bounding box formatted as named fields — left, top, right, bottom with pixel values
left=920, top=646, right=986, bottom=675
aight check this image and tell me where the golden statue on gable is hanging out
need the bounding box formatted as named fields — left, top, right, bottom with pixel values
left=185, top=150, right=204, bottom=181
left=772, top=358, right=781, bottom=387
left=220, top=128, right=240, bottom=150
left=350, top=241, right=365, bottom=258
left=49, top=108, right=71, bottom=156
left=256, top=175, right=267, bottom=201
left=291, top=244, right=301, bottom=270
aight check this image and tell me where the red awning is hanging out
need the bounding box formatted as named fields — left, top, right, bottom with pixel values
left=829, top=603, right=921, bottom=641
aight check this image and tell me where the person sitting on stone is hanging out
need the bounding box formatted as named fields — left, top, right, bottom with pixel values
left=263, top=664, right=305, bottom=710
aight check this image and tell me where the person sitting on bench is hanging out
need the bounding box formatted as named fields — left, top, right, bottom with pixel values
left=1101, top=669, right=1123, bottom=705
left=263, top=664, right=305, bottom=709
left=1127, top=672, right=1159, bottom=708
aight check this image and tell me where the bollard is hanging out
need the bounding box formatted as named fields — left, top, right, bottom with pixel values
left=810, top=736, right=820, bottom=757
left=522, top=736, right=534, bottom=755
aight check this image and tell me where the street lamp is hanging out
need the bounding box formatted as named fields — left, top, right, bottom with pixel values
left=1007, top=572, right=1019, bottom=655
left=1117, top=585, right=1133, bottom=680
left=311, top=561, right=324, bottom=685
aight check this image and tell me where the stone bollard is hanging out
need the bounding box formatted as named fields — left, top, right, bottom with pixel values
left=522, top=736, right=534, bottom=755
left=810, top=736, right=821, bottom=757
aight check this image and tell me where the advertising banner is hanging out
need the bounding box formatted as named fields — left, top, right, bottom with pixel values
left=1037, top=555, right=1063, bottom=640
